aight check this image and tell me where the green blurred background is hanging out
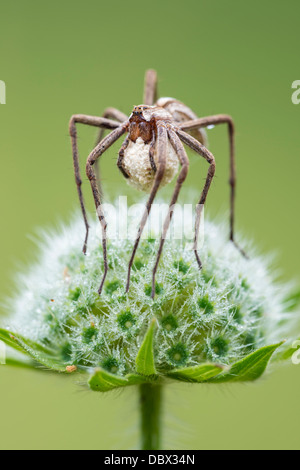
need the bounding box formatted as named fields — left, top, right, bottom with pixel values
left=0, top=0, right=299, bottom=450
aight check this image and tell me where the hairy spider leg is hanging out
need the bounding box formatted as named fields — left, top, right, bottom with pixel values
left=149, top=132, right=157, bottom=172
left=69, top=114, right=120, bottom=253
left=94, top=108, right=128, bottom=196
left=150, top=128, right=189, bottom=298
left=178, top=115, right=247, bottom=258
left=176, top=129, right=216, bottom=270
left=143, top=69, right=158, bottom=106
left=86, top=122, right=129, bottom=294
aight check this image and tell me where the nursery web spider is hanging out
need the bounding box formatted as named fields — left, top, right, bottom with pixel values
left=69, top=70, right=246, bottom=299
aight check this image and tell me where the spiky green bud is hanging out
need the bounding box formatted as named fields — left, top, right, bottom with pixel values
left=0, top=204, right=297, bottom=390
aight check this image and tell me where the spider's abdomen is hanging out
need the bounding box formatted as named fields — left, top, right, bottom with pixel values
left=122, top=137, right=179, bottom=192
left=157, top=97, right=207, bottom=146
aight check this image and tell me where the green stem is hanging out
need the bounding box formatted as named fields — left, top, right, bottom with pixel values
left=139, top=383, right=162, bottom=450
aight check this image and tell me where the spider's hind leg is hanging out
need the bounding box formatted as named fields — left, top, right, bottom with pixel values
left=144, top=69, right=158, bottom=106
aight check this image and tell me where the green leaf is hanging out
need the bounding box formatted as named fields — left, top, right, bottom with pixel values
left=135, top=318, right=157, bottom=376
left=88, top=369, right=154, bottom=392
left=167, top=363, right=225, bottom=382
left=0, top=329, right=26, bottom=354
left=208, top=342, right=284, bottom=383
left=0, top=328, right=55, bottom=355
left=4, top=357, right=37, bottom=369
left=89, top=368, right=129, bottom=392
left=0, top=328, right=66, bottom=372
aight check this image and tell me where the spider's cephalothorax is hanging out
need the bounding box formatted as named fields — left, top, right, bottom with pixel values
left=69, top=69, right=246, bottom=298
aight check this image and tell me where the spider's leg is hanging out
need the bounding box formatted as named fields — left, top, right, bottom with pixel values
left=176, top=129, right=216, bottom=270
left=94, top=108, right=128, bottom=196
left=149, top=133, right=157, bottom=172
left=86, top=122, right=129, bottom=295
left=117, top=137, right=130, bottom=179
left=69, top=114, right=121, bottom=253
left=178, top=115, right=247, bottom=258
left=143, top=69, right=158, bottom=106
left=151, top=128, right=189, bottom=298
left=126, top=122, right=167, bottom=294
left=95, top=108, right=128, bottom=144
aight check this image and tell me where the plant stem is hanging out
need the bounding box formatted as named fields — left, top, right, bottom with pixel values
left=139, top=383, right=162, bottom=450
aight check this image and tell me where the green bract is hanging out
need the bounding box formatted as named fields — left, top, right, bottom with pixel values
left=0, top=206, right=297, bottom=391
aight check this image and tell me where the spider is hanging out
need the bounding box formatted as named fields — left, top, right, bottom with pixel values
left=69, top=70, right=246, bottom=299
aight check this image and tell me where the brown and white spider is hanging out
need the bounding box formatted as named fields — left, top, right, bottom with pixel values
left=69, top=70, right=245, bottom=298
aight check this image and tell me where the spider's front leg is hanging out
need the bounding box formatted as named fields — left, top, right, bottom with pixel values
left=93, top=108, right=128, bottom=196
left=176, top=129, right=216, bottom=270
left=95, top=108, right=128, bottom=144
left=69, top=114, right=121, bottom=253
left=151, top=128, right=189, bottom=298
left=85, top=122, right=129, bottom=295
left=126, top=122, right=167, bottom=294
